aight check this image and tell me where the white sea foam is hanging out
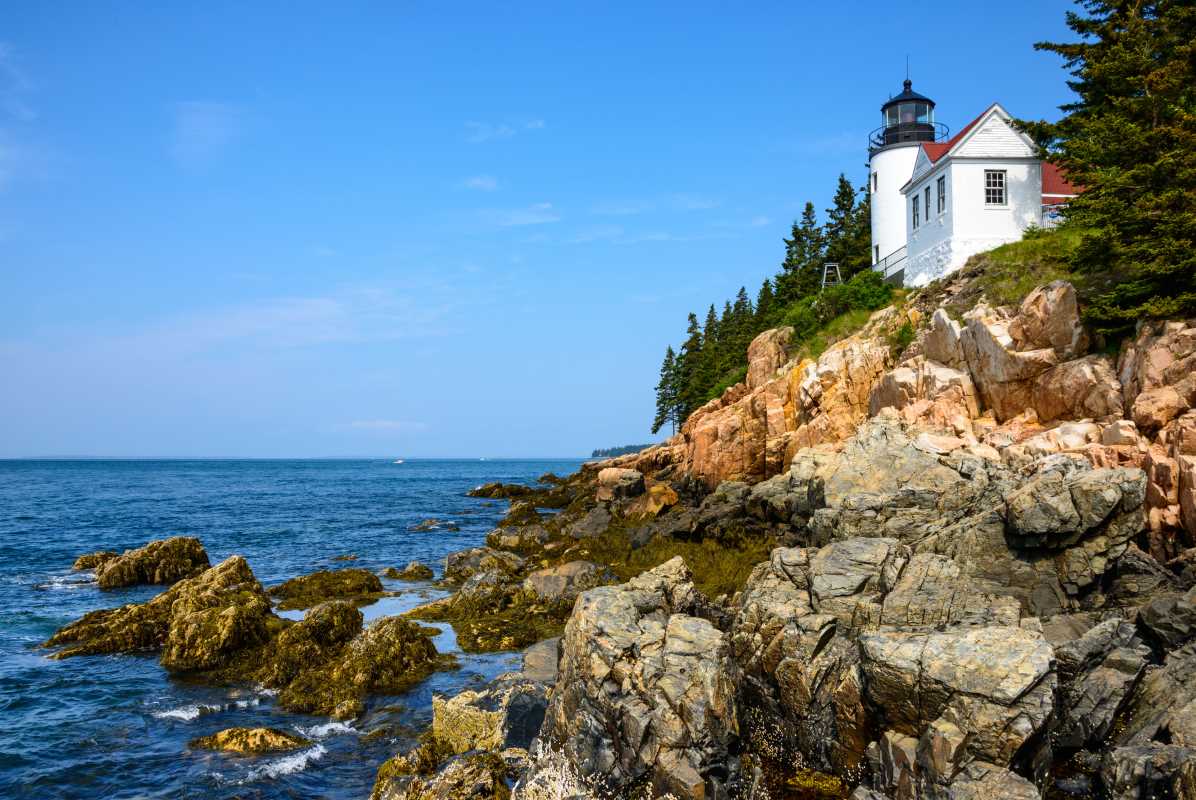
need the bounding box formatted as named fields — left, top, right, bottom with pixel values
left=243, top=744, right=326, bottom=781
left=35, top=574, right=93, bottom=591
left=153, top=704, right=212, bottom=721
left=152, top=697, right=259, bottom=721
left=296, top=721, right=355, bottom=739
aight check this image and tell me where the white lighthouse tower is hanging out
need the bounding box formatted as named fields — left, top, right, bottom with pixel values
left=868, top=80, right=947, bottom=282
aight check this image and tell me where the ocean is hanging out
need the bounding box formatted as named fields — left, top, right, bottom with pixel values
left=0, top=458, right=583, bottom=799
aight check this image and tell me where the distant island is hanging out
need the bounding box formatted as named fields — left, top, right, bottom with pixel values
left=590, top=444, right=652, bottom=458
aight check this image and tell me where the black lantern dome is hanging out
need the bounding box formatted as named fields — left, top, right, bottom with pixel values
left=869, top=80, right=948, bottom=151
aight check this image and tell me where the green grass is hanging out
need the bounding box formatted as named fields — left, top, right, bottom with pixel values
left=788, top=307, right=876, bottom=362
left=968, top=226, right=1085, bottom=308
left=565, top=524, right=777, bottom=600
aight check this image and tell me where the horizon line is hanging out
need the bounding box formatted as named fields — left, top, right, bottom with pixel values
left=0, top=455, right=598, bottom=462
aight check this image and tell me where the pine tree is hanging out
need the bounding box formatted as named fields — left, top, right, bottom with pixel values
left=823, top=174, right=872, bottom=278
left=776, top=202, right=823, bottom=304
left=703, top=304, right=720, bottom=350
left=675, top=313, right=706, bottom=419
left=756, top=278, right=775, bottom=323
left=651, top=346, right=679, bottom=435
left=1018, top=0, right=1196, bottom=330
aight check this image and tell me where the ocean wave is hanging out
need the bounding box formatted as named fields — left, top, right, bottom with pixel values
left=151, top=697, right=261, bottom=721
left=243, top=744, right=326, bottom=781
left=295, top=721, right=356, bottom=739
left=32, top=574, right=94, bottom=591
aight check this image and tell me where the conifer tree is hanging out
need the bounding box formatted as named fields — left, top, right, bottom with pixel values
left=756, top=278, right=775, bottom=323
left=651, top=346, right=679, bottom=435
left=676, top=312, right=706, bottom=418
left=823, top=174, right=872, bottom=278
left=1018, top=0, right=1196, bottom=330
left=776, top=202, right=823, bottom=303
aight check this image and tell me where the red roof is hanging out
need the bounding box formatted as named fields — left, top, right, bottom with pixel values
left=917, top=103, right=1083, bottom=199
left=1042, top=161, right=1081, bottom=197
left=920, top=105, right=992, bottom=163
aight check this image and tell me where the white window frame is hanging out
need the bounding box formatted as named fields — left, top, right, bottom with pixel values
left=984, top=169, right=1007, bottom=206
left=924, top=186, right=932, bottom=221
left=912, top=195, right=920, bottom=229
left=872, top=172, right=878, bottom=192
left=936, top=176, right=946, bottom=214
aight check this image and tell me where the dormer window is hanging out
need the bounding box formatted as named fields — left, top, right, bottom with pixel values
left=985, top=170, right=1007, bottom=205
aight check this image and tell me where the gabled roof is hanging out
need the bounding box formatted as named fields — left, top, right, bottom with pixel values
left=919, top=103, right=998, bottom=163
left=1042, top=161, right=1081, bottom=197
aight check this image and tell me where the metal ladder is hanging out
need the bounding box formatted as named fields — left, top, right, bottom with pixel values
left=820, top=262, right=842, bottom=290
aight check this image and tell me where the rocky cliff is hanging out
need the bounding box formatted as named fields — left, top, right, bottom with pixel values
left=377, top=270, right=1196, bottom=800
left=46, top=265, right=1196, bottom=800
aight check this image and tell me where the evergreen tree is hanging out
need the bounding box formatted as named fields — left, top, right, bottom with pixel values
left=703, top=304, right=720, bottom=350
left=1018, top=0, right=1196, bottom=330
left=651, top=346, right=679, bottom=435
left=675, top=312, right=707, bottom=418
left=823, top=174, right=872, bottom=278
left=756, top=278, right=775, bottom=323
left=776, top=202, right=823, bottom=303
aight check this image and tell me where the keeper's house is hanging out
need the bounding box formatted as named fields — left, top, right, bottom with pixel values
left=868, top=81, right=1079, bottom=287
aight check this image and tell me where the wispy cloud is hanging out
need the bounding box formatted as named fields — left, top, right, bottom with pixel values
left=170, top=101, right=245, bottom=168
left=590, top=193, right=721, bottom=216
left=669, top=193, right=720, bottom=211
left=568, top=224, right=624, bottom=244
left=463, top=119, right=545, bottom=144
left=777, top=131, right=859, bottom=157
left=84, top=284, right=458, bottom=357
left=482, top=202, right=560, bottom=227
left=591, top=201, right=650, bottom=216
left=0, top=43, right=35, bottom=122
left=749, top=216, right=772, bottom=227
left=338, top=419, right=429, bottom=433
left=462, top=174, right=498, bottom=191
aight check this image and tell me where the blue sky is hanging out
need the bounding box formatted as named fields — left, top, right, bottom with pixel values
left=0, top=1, right=1076, bottom=457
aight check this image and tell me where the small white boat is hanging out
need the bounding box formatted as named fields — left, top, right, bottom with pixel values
left=393, top=459, right=404, bottom=464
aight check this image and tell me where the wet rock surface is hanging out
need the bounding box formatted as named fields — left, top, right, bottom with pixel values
left=385, top=561, right=435, bottom=581
left=188, top=726, right=311, bottom=755
left=72, top=551, right=118, bottom=571
left=529, top=557, right=739, bottom=799
left=94, top=536, right=210, bottom=590
left=268, top=567, right=384, bottom=610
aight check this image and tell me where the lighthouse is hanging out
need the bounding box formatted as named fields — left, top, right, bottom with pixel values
left=868, top=80, right=947, bottom=280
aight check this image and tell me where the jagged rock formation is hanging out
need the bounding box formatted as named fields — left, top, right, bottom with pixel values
left=90, top=536, right=210, bottom=590
left=267, top=567, right=384, bottom=610
left=528, top=557, right=738, bottom=799
left=46, top=556, right=447, bottom=721
left=606, top=281, right=1194, bottom=562
left=46, top=555, right=271, bottom=661
left=188, top=726, right=310, bottom=754
left=72, top=551, right=118, bottom=571
left=385, top=561, right=435, bottom=581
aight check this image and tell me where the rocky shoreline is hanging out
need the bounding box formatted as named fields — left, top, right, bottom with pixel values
left=45, top=274, right=1196, bottom=799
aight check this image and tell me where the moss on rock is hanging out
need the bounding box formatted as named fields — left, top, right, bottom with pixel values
left=385, top=561, right=434, bottom=581
left=46, top=555, right=272, bottom=665
left=275, top=615, right=444, bottom=719
left=268, top=568, right=384, bottom=610
left=189, top=726, right=310, bottom=755
left=95, top=536, right=210, bottom=590
left=72, top=551, right=118, bottom=571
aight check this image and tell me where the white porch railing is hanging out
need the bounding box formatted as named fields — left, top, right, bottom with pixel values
left=1041, top=204, right=1068, bottom=229
left=872, top=245, right=907, bottom=280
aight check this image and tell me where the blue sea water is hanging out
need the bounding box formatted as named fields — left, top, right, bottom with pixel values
left=0, top=458, right=582, bottom=800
